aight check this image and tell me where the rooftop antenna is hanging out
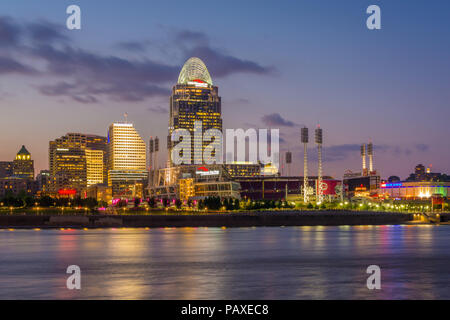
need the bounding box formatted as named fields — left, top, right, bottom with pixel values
left=124, top=112, right=128, bottom=123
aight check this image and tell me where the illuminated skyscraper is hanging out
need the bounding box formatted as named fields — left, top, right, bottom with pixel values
left=13, top=145, right=34, bottom=179
left=49, top=134, right=107, bottom=194
left=107, top=122, right=147, bottom=198
left=168, top=57, right=222, bottom=166
left=85, top=149, right=104, bottom=187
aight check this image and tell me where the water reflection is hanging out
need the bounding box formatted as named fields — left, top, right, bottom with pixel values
left=0, top=225, right=449, bottom=299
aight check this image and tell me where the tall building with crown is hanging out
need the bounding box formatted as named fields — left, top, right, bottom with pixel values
left=168, top=57, right=222, bottom=166
left=13, top=145, right=34, bottom=179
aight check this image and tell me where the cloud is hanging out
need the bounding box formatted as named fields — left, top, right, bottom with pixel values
left=0, top=17, right=275, bottom=104
left=0, top=16, right=21, bottom=47
left=38, top=80, right=169, bottom=104
left=185, top=45, right=274, bottom=78
left=0, top=56, right=37, bottom=75
left=27, top=21, right=68, bottom=43
left=170, top=28, right=274, bottom=78
left=28, top=42, right=176, bottom=102
left=229, top=98, right=250, bottom=104
left=116, top=41, right=150, bottom=52
left=174, top=30, right=209, bottom=47
left=261, top=113, right=296, bottom=127
left=415, top=144, right=430, bottom=152
left=321, top=144, right=361, bottom=162
left=148, top=105, right=168, bottom=114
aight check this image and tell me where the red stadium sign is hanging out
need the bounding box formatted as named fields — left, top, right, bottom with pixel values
left=317, top=180, right=341, bottom=195
left=58, top=189, right=77, bottom=196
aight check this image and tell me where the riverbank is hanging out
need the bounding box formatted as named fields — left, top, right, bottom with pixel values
left=0, top=211, right=421, bottom=228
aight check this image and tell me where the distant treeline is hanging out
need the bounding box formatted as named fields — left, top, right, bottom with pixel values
left=0, top=191, right=102, bottom=208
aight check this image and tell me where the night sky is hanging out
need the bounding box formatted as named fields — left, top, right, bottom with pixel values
left=0, top=0, right=449, bottom=180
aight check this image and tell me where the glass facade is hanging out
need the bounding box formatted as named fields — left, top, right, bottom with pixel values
left=107, top=122, right=147, bottom=198
left=168, top=57, right=222, bottom=166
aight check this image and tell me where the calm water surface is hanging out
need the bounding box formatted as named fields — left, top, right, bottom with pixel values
left=0, top=225, right=449, bottom=299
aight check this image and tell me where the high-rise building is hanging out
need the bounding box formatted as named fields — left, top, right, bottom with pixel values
left=36, top=170, right=50, bottom=194
left=13, top=145, right=34, bottom=179
left=86, top=149, right=104, bottom=187
left=0, top=161, right=13, bottom=179
left=168, top=57, right=222, bottom=166
left=107, top=122, right=147, bottom=198
left=49, top=133, right=107, bottom=194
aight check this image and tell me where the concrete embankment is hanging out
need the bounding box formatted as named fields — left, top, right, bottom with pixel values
left=0, top=211, right=414, bottom=229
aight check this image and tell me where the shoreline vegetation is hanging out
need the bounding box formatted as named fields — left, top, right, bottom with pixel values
left=0, top=210, right=448, bottom=229
left=1, top=195, right=448, bottom=228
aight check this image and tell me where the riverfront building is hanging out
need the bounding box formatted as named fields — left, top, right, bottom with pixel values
left=150, top=164, right=240, bottom=200
left=379, top=181, right=450, bottom=199
left=107, top=122, right=147, bottom=198
left=236, top=176, right=335, bottom=201
left=0, top=177, right=37, bottom=197
left=49, top=133, right=107, bottom=194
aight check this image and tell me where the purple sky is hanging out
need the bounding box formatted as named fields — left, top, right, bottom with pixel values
left=0, top=0, right=449, bottom=180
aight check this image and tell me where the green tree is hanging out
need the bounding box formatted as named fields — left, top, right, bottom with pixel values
left=148, top=197, right=156, bottom=208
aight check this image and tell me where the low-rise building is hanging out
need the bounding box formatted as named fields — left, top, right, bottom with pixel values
left=0, top=176, right=38, bottom=197
left=379, top=181, right=450, bottom=199
left=84, top=184, right=112, bottom=204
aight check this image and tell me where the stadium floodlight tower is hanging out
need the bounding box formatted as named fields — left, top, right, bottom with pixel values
left=149, top=137, right=154, bottom=187
left=301, top=127, right=309, bottom=203
left=361, top=143, right=367, bottom=172
left=368, top=141, right=374, bottom=172
left=315, top=125, right=323, bottom=204
left=285, top=151, right=292, bottom=176
left=153, top=136, right=159, bottom=186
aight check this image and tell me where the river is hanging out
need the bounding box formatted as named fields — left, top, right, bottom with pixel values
left=0, top=225, right=449, bottom=299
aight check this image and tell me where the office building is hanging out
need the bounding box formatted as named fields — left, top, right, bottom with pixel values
left=107, top=122, right=147, bottom=198
left=168, top=57, right=222, bottom=166
left=0, top=177, right=38, bottom=197
left=49, top=133, right=107, bottom=194
left=0, top=161, right=13, bottom=179
left=86, top=148, right=105, bottom=187
left=13, top=145, right=34, bottom=179
left=36, top=170, right=50, bottom=194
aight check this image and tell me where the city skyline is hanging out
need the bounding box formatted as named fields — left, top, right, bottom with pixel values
left=0, top=0, right=449, bottom=179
